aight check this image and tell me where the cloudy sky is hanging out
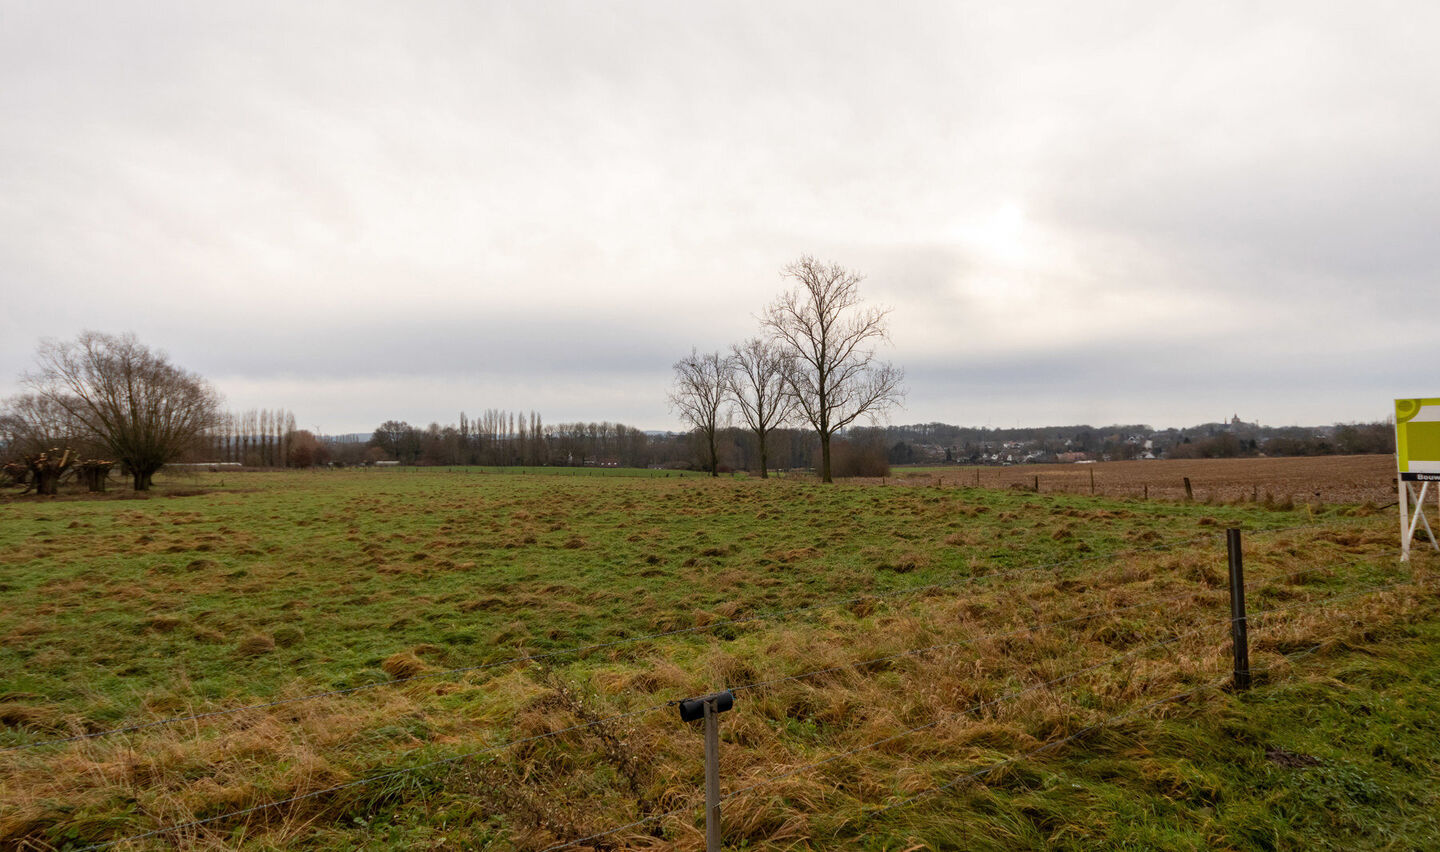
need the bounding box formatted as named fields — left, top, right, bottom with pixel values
left=2, top=2, right=1435, bottom=433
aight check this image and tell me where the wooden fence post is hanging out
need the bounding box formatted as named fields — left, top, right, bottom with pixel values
left=1226, top=528, right=1251, bottom=690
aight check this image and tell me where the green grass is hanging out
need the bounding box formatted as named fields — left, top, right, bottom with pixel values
left=0, top=469, right=1435, bottom=850
left=859, top=617, right=1440, bottom=851
left=0, top=468, right=1334, bottom=717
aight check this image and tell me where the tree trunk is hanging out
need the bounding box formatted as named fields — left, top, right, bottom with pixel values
left=34, top=469, right=61, bottom=496
left=820, top=433, right=833, bottom=483
left=708, top=431, right=719, bottom=477
left=80, top=462, right=112, bottom=492
left=132, top=466, right=157, bottom=491
left=758, top=435, right=768, bottom=479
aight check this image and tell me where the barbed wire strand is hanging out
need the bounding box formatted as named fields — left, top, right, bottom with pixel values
left=71, top=700, right=676, bottom=852
left=35, top=515, right=1379, bottom=705
left=2, top=532, right=1227, bottom=753
left=59, top=561, right=1418, bottom=849
left=719, top=622, right=1218, bottom=803
left=1248, top=577, right=1426, bottom=622
left=119, top=537, right=1383, bottom=696
left=538, top=615, right=1363, bottom=851
left=726, top=562, right=1422, bottom=710
left=535, top=796, right=705, bottom=852
left=867, top=674, right=1231, bottom=818
left=12, top=521, right=1395, bottom=754
left=727, top=588, right=1223, bottom=696
left=16, top=512, right=1377, bottom=689
left=1243, top=537, right=1421, bottom=585
left=868, top=633, right=1356, bottom=820
left=78, top=624, right=1217, bottom=850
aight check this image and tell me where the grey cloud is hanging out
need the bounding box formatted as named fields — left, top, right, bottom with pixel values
left=2, top=2, right=1434, bottom=432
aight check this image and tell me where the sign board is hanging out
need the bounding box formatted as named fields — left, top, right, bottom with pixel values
left=1395, top=398, right=1440, bottom=481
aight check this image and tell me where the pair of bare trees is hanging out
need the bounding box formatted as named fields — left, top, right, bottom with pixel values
left=670, top=341, right=791, bottom=479
left=671, top=256, right=905, bottom=482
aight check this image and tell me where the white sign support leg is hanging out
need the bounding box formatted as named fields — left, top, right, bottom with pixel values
left=1400, top=476, right=1409, bottom=562
left=1400, top=481, right=1438, bottom=562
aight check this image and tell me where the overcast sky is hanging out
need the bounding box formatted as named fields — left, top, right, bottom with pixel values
left=2, top=2, right=1435, bottom=433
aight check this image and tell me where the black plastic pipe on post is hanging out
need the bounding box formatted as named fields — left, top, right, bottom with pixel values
left=1226, top=528, right=1251, bottom=690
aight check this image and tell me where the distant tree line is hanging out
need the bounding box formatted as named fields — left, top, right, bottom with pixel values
left=1165, top=421, right=1394, bottom=459
left=344, top=416, right=1397, bottom=472
left=363, top=412, right=652, bottom=468
left=879, top=419, right=1396, bottom=464
left=347, top=411, right=902, bottom=475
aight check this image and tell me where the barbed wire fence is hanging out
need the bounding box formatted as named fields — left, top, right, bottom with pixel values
left=4, top=521, right=1430, bottom=851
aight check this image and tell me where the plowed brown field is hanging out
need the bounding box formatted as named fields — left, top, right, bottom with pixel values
left=899, top=454, right=1398, bottom=504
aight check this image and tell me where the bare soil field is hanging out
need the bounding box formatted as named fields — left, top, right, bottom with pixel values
left=900, top=455, right=1397, bottom=505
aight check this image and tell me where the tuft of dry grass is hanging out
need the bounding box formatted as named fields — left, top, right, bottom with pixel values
left=235, top=633, right=276, bottom=657
left=381, top=652, right=427, bottom=680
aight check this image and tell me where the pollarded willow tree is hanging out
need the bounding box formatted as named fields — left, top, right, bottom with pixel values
left=23, top=331, right=221, bottom=491
left=763, top=256, right=904, bottom=483
left=668, top=348, right=732, bottom=477
left=0, top=393, right=87, bottom=495
left=727, top=338, right=794, bottom=479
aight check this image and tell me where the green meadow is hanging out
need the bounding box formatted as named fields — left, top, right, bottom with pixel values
left=1, top=469, right=1436, bottom=850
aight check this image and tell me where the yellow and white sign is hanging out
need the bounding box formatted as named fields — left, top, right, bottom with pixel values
left=1395, top=397, right=1440, bottom=481
left=1397, top=397, right=1440, bottom=560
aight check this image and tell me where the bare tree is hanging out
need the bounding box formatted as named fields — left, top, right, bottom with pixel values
left=668, top=349, right=732, bottom=477
left=762, top=256, right=904, bottom=483
left=0, top=393, right=89, bottom=494
left=23, top=331, right=220, bottom=491
left=727, top=338, right=794, bottom=478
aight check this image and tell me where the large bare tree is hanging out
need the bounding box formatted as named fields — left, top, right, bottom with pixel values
left=23, top=331, right=220, bottom=491
left=727, top=338, right=794, bottom=478
left=763, top=256, right=904, bottom=483
left=668, top=349, right=732, bottom=477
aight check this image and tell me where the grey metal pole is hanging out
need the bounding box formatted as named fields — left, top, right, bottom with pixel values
left=1226, top=528, right=1251, bottom=690
left=704, top=698, right=721, bottom=852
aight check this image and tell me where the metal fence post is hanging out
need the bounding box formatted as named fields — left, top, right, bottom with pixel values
left=703, top=699, right=721, bottom=852
left=1226, top=528, right=1251, bottom=690
left=679, top=690, right=734, bottom=851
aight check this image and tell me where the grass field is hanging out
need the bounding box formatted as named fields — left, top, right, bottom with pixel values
left=1, top=465, right=1437, bottom=850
